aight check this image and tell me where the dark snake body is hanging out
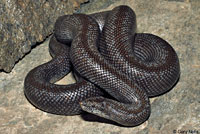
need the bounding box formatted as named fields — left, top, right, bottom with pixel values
left=24, top=6, right=180, bottom=126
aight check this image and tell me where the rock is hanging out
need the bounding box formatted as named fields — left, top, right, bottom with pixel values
left=0, top=0, right=88, bottom=72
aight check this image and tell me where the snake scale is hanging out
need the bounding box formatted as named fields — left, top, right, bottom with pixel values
left=24, top=5, right=180, bottom=126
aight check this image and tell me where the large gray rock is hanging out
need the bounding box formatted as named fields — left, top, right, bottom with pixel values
left=0, top=0, right=88, bottom=72
left=0, top=0, right=199, bottom=133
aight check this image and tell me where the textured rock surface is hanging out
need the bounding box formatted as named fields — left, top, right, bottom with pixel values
left=0, top=0, right=200, bottom=134
left=0, top=0, right=88, bottom=72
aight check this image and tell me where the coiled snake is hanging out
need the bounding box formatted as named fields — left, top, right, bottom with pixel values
left=24, top=5, right=180, bottom=126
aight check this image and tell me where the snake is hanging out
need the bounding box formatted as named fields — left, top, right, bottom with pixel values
left=24, top=5, right=180, bottom=126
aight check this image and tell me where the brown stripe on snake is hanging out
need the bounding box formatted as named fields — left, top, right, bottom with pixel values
left=24, top=5, right=180, bottom=126
left=24, top=35, right=103, bottom=115
left=99, top=8, right=180, bottom=96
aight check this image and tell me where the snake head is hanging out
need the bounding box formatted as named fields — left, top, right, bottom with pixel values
left=80, top=96, right=112, bottom=118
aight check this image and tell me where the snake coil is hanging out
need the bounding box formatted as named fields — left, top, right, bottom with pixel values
left=24, top=5, right=180, bottom=126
